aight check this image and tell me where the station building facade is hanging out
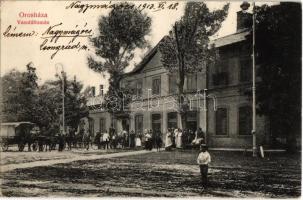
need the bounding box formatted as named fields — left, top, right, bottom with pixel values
left=87, top=10, right=270, bottom=148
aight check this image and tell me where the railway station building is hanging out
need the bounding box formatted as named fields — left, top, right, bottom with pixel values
left=87, top=8, right=271, bottom=148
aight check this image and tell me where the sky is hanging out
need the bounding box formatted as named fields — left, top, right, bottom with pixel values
left=1, top=1, right=276, bottom=93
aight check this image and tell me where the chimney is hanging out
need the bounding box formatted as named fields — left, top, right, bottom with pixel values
left=91, top=86, right=95, bottom=97
left=99, top=84, right=104, bottom=96
left=237, top=2, right=253, bottom=31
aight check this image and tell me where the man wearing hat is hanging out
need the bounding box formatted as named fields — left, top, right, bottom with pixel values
left=197, top=144, right=211, bottom=188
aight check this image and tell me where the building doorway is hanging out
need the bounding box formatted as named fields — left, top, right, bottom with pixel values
left=186, top=111, right=197, bottom=133
left=122, top=118, right=129, bottom=133
left=167, top=112, right=178, bottom=129
left=152, top=114, right=161, bottom=133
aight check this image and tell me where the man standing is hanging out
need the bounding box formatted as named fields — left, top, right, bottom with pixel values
left=129, top=130, right=136, bottom=148
left=58, top=132, right=65, bottom=152
left=102, top=131, right=110, bottom=150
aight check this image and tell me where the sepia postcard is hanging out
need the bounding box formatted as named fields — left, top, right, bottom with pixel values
left=0, top=0, right=301, bottom=198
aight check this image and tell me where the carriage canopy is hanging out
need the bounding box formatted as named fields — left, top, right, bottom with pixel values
left=0, top=122, right=35, bottom=137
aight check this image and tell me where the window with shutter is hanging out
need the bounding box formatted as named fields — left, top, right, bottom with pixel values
left=136, top=80, right=142, bottom=97
left=152, top=77, right=161, bottom=95
left=216, top=108, right=228, bottom=135
left=212, top=60, right=229, bottom=86
left=239, top=106, right=252, bottom=135
left=240, top=58, right=252, bottom=83
left=187, top=74, right=197, bottom=91
left=135, top=115, right=143, bottom=134
left=169, top=75, right=178, bottom=94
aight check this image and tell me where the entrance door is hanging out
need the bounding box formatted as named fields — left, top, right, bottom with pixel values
left=186, top=111, right=197, bottom=133
left=122, top=118, right=129, bottom=132
left=152, top=114, right=161, bottom=133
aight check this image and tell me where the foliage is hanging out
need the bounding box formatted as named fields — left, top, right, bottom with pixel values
left=36, top=80, right=62, bottom=135
left=38, top=75, right=89, bottom=135
left=102, top=84, right=134, bottom=115
left=87, top=2, right=151, bottom=89
left=159, top=2, right=229, bottom=128
left=1, top=63, right=39, bottom=122
left=254, top=2, right=301, bottom=150
left=1, top=64, right=89, bottom=136
left=159, top=2, right=229, bottom=74
left=87, top=2, right=152, bottom=121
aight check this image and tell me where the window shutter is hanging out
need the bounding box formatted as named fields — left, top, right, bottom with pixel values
left=216, top=108, right=228, bottom=135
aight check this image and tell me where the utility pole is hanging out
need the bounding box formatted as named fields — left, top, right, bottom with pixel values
left=240, top=1, right=257, bottom=157
left=252, top=1, right=257, bottom=157
left=61, top=70, right=65, bottom=136
left=56, top=63, right=65, bottom=136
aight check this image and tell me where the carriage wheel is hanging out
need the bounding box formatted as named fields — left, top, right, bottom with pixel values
left=18, top=143, right=25, bottom=152
left=1, top=142, right=9, bottom=151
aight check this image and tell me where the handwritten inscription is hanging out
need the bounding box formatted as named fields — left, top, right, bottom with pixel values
left=2, top=1, right=179, bottom=59
left=40, top=23, right=92, bottom=59
left=40, top=23, right=91, bottom=59
left=3, top=25, right=37, bottom=37
left=40, top=39, right=88, bottom=59
left=41, top=22, right=92, bottom=43
left=2, top=22, right=92, bottom=59
left=66, top=1, right=179, bottom=13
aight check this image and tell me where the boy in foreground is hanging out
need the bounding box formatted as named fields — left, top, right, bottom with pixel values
left=197, top=144, right=211, bottom=188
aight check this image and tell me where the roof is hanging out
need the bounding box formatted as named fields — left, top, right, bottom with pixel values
left=123, top=30, right=250, bottom=76
left=123, top=43, right=159, bottom=76
left=212, top=30, right=250, bottom=48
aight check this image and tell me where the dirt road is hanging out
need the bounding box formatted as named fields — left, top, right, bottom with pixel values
left=1, top=150, right=301, bottom=197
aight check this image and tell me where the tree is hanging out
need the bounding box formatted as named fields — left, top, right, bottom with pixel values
left=1, top=63, right=39, bottom=122
left=87, top=2, right=151, bottom=122
left=254, top=3, right=301, bottom=151
left=159, top=2, right=229, bottom=129
left=37, top=75, right=89, bottom=135
left=65, top=76, right=89, bottom=131
left=1, top=63, right=88, bottom=135
left=36, top=80, right=62, bottom=135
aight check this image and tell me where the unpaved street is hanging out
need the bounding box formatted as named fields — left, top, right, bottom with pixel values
left=0, top=149, right=153, bottom=172
left=0, top=150, right=301, bottom=197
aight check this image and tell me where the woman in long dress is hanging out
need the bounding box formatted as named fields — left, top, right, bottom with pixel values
left=174, top=129, right=178, bottom=147
left=176, top=128, right=183, bottom=148
left=165, top=129, right=172, bottom=150
left=135, top=132, right=142, bottom=148
left=146, top=132, right=152, bottom=150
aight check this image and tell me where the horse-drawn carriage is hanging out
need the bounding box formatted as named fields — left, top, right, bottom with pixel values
left=0, top=121, right=96, bottom=152
left=0, top=122, right=37, bottom=151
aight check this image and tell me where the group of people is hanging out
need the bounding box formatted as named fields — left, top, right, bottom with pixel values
left=93, top=127, right=205, bottom=151
left=165, top=127, right=205, bottom=150
left=143, top=129, right=162, bottom=151
left=94, top=128, right=163, bottom=151
left=48, top=126, right=205, bottom=153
